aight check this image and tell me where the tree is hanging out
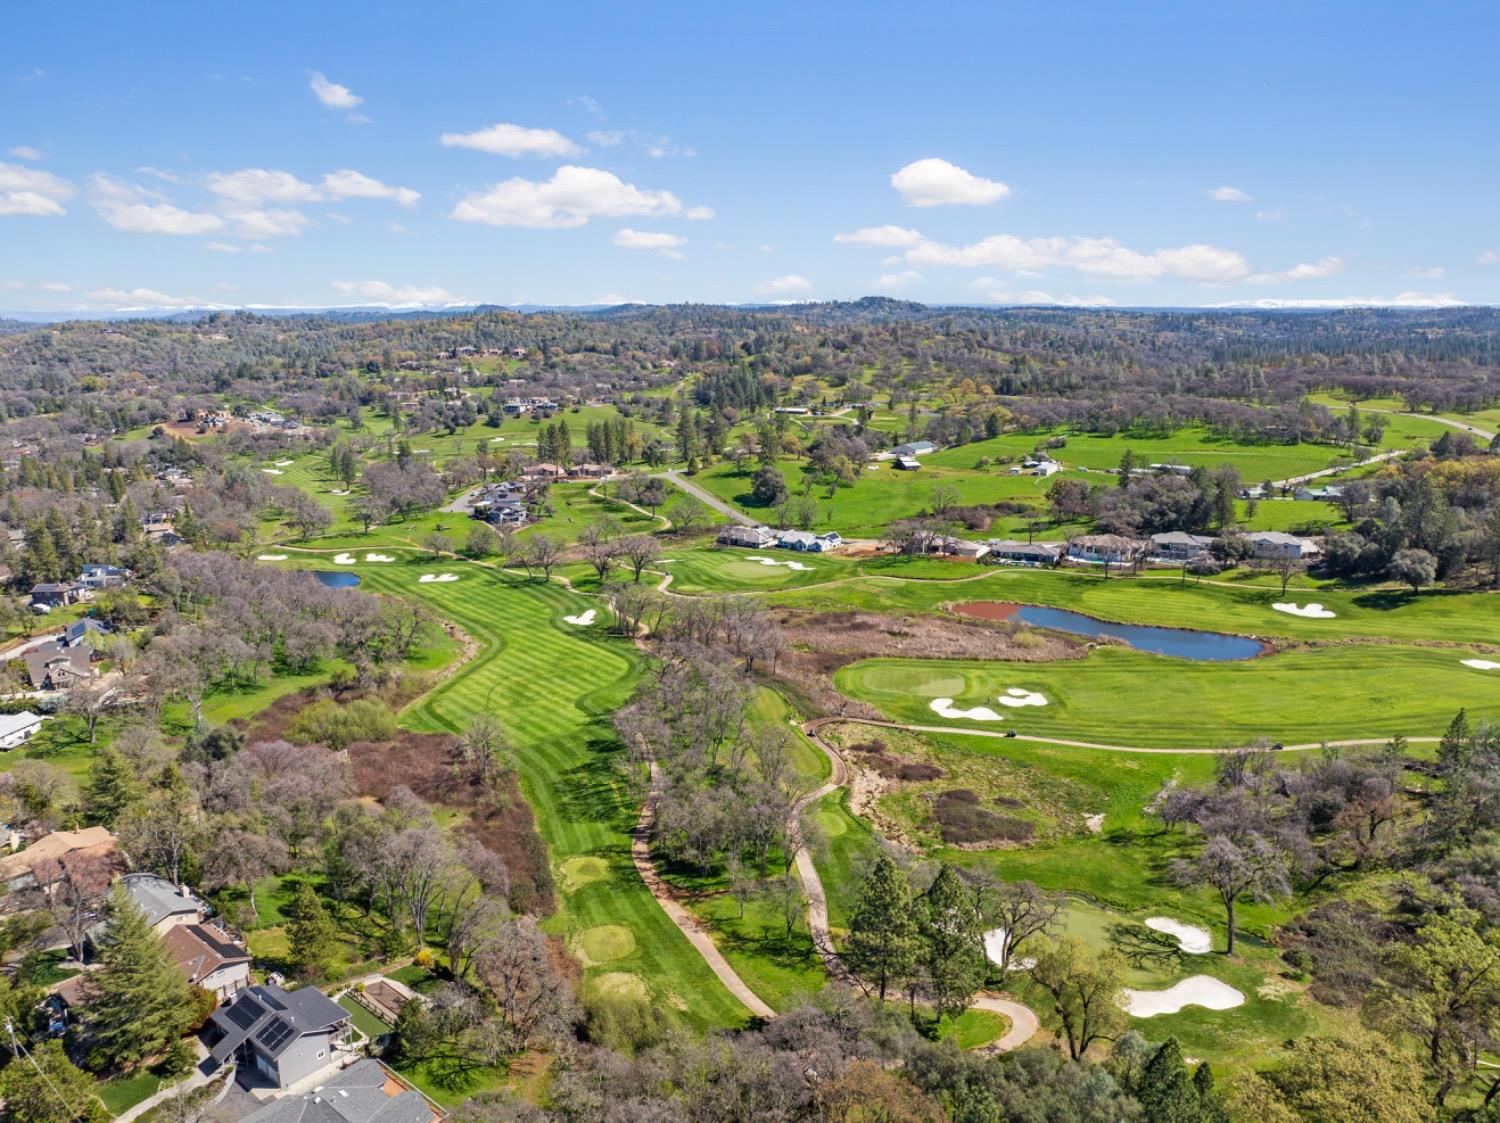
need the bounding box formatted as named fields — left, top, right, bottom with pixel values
left=975, top=876, right=1063, bottom=974
left=0, top=1040, right=108, bottom=1123
left=1390, top=547, right=1437, bottom=594
left=64, top=678, right=114, bottom=745
left=285, top=492, right=333, bottom=541
left=81, top=884, right=194, bottom=1069
left=200, top=828, right=287, bottom=922
left=750, top=466, right=789, bottom=508
left=423, top=530, right=455, bottom=560
left=1171, top=833, right=1290, bottom=954
left=844, top=854, right=919, bottom=1001
left=85, top=748, right=142, bottom=827
left=618, top=534, right=660, bottom=582
left=1135, top=1038, right=1210, bottom=1123
left=285, top=881, right=339, bottom=980
left=518, top=534, right=562, bottom=581
left=668, top=495, right=710, bottom=536
left=578, top=524, right=621, bottom=581
left=1029, top=934, right=1127, bottom=1060
left=464, top=522, right=504, bottom=558
left=1248, top=1032, right=1431, bottom=1123
left=921, top=864, right=985, bottom=1021
left=454, top=713, right=512, bottom=787
left=473, top=917, right=578, bottom=1053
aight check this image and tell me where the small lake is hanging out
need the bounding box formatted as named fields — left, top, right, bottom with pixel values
left=313, top=570, right=361, bottom=589
left=954, top=602, right=1265, bottom=662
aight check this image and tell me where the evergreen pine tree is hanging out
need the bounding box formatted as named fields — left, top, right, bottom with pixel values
left=0, top=1040, right=108, bottom=1123
left=844, top=854, right=919, bottom=1002
left=1192, top=1062, right=1230, bottom=1123
left=1438, top=708, right=1473, bottom=771
left=1137, top=1038, right=1200, bottom=1123
left=920, top=863, right=986, bottom=1021
left=286, top=881, right=339, bottom=980
left=85, top=749, right=143, bottom=827
left=82, top=884, right=194, bottom=1069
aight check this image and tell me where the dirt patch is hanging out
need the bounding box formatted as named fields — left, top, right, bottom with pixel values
left=348, top=734, right=556, bottom=917
left=770, top=608, right=1083, bottom=719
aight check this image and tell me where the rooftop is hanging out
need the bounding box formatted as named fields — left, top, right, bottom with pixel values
left=240, top=1061, right=440, bottom=1123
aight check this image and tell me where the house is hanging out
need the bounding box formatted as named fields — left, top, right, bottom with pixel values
left=78, top=564, right=126, bottom=591
left=161, top=921, right=252, bottom=1000
left=986, top=540, right=1063, bottom=566
left=23, top=642, right=94, bottom=690
left=928, top=536, right=989, bottom=560
left=29, top=582, right=86, bottom=610
left=62, top=619, right=109, bottom=648
left=567, top=463, right=612, bottom=480
left=523, top=463, right=566, bottom=480
left=893, top=441, right=936, bottom=457
left=0, top=711, right=44, bottom=749
left=1238, top=485, right=1269, bottom=501
left=717, top=525, right=776, bottom=549
left=817, top=531, right=843, bottom=550
left=1008, top=457, right=1061, bottom=478
left=893, top=454, right=921, bottom=471
left=1066, top=534, right=1146, bottom=565
left=1149, top=531, right=1215, bottom=561
left=143, top=522, right=185, bottom=547
left=1292, top=485, right=1344, bottom=502
left=773, top=407, right=810, bottom=416
left=114, top=872, right=205, bottom=934
left=776, top=530, right=840, bottom=553
left=205, top=983, right=355, bottom=1090
left=1149, top=463, right=1195, bottom=477
left=238, top=1059, right=443, bottom=1123
left=1243, top=531, right=1322, bottom=561
left=0, top=827, right=124, bottom=901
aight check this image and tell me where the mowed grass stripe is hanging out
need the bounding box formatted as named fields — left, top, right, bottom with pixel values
left=350, top=562, right=754, bottom=1030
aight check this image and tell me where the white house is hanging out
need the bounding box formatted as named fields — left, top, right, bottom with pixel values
left=1149, top=531, right=1215, bottom=562
left=717, top=525, right=777, bottom=549
left=1009, top=457, right=1061, bottom=477
left=1244, top=531, right=1322, bottom=561
left=0, top=712, right=43, bottom=750
left=1066, top=534, right=1146, bottom=565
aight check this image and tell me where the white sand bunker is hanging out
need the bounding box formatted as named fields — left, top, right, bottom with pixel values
left=256, top=554, right=287, bottom=561
left=333, top=553, right=357, bottom=564
left=747, top=555, right=814, bottom=571
left=983, top=928, right=1036, bottom=971
left=930, top=698, right=1004, bottom=722
left=1145, top=917, right=1213, bottom=955
left=275, top=459, right=294, bottom=466
left=1272, top=602, right=1336, bottom=619
left=563, top=609, right=597, bottom=626
left=1461, top=659, right=1500, bottom=671
left=364, top=553, right=394, bottom=562
left=261, top=468, right=283, bottom=475
left=1123, top=975, right=1244, bottom=1017
left=418, top=573, right=460, bottom=583
left=329, top=489, right=350, bottom=496
left=996, top=688, right=1047, bottom=708
left=1084, top=813, right=1104, bottom=834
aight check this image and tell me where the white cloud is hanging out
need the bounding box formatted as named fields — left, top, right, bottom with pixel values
left=684, top=205, right=716, bottom=221
left=1478, top=251, right=1500, bottom=266
left=387, top=222, right=407, bottom=234
left=450, top=165, right=684, bottom=228
left=320, top=169, right=420, bottom=207
left=1255, top=208, right=1285, bottom=222
left=1, top=280, right=22, bottom=289
left=439, top=123, right=581, bottom=158
left=835, top=224, right=925, bottom=247
left=874, top=271, right=923, bottom=289
left=206, top=241, right=271, bottom=254
left=205, top=169, right=321, bottom=207
left=8, top=146, right=43, bottom=162
left=1209, top=185, right=1253, bottom=203
left=223, top=209, right=311, bottom=239
left=987, top=290, right=1116, bottom=306
left=331, top=280, right=455, bottom=306
left=594, top=293, right=645, bottom=305
left=88, top=174, right=223, bottom=234
left=309, top=72, right=362, bottom=110
left=1405, top=265, right=1445, bottom=279
left=613, top=229, right=687, bottom=258
left=326, top=212, right=352, bottom=225
left=87, top=286, right=193, bottom=308
left=0, top=161, right=75, bottom=216
left=586, top=130, right=624, bottom=147
left=904, top=234, right=1251, bottom=282
left=757, top=275, right=811, bottom=295
left=38, top=281, right=70, bottom=292
left=891, top=158, right=1010, bottom=207
left=1247, top=256, right=1344, bottom=284
left=1213, top=292, right=1465, bottom=309
left=135, top=166, right=181, bottom=183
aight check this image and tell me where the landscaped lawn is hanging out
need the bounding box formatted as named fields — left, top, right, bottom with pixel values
left=98, top=1071, right=161, bottom=1116
left=339, top=994, right=394, bottom=1041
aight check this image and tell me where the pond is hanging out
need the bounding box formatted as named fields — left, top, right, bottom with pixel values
left=313, top=570, right=361, bottom=589
left=954, top=602, right=1265, bottom=662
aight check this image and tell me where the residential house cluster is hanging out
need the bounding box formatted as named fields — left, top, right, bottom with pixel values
left=717, top=525, right=843, bottom=552
left=500, top=396, right=557, bottom=417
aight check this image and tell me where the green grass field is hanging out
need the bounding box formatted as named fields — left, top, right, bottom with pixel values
left=838, top=645, right=1496, bottom=748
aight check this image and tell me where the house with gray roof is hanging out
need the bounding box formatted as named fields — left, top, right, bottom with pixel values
left=238, top=1060, right=443, bottom=1123
left=206, top=983, right=354, bottom=1090
left=118, top=871, right=204, bottom=933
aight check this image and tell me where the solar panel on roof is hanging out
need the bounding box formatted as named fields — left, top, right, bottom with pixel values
left=227, top=996, right=265, bottom=1030
left=257, top=1017, right=296, bottom=1052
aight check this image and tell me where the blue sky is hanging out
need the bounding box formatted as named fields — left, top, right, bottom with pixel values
left=3, top=1, right=1497, bottom=312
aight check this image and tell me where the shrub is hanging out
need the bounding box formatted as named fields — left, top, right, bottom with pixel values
left=583, top=991, right=668, bottom=1054
left=289, top=697, right=396, bottom=749
left=932, top=789, right=1036, bottom=844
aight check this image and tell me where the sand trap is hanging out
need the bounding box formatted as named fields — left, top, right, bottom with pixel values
left=333, top=553, right=357, bottom=564
left=489, top=436, right=505, bottom=442
left=1084, top=813, right=1104, bottom=834
left=1123, top=975, right=1244, bottom=1017
left=418, top=573, right=460, bottom=583
left=747, top=555, right=813, bottom=571
left=996, top=688, right=1047, bottom=708
left=364, top=553, right=394, bottom=562
left=983, top=928, right=1036, bottom=971
left=1145, top=917, right=1213, bottom=955
left=1461, top=659, right=1500, bottom=671
left=329, top=489, right=350, bottom=496
left=275, top=459, right=294, bottom=466
left=1272, top=602, right=1336, bottom=619
left=563, top=609, right=597, bottom=626
left=256, top=554, right=287, bottom=561
left=930, top=697, right=1004, bottom=722
left=261, top=468, right=283, bottom=475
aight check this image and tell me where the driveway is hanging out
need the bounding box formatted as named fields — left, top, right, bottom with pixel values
left=657, top=471, right=758, bottom=526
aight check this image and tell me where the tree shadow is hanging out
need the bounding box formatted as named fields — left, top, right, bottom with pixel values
left=1105, top=922, right=1183, bottom=971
